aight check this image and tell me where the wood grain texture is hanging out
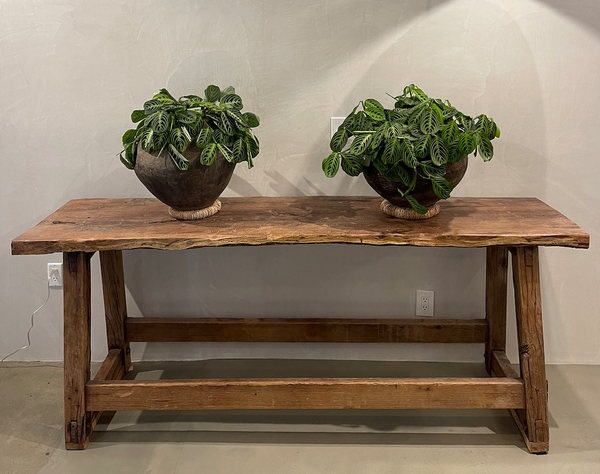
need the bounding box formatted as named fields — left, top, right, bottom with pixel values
left=93, top=349, right=125, bottom=382
left=99, top=251, right=131, bottom=371
left=125, top=317, right=488, bottom=344
left=11, top=197, right=589, bottom=255
left=63, top=252, right=92, bottom=450
left=485, top=246, right=509, bottom=374
left=490, top=350, right=520, bottom=379
left=511, top=246, right=549, bottom=453
left=86, top=377, right=526, bottom=411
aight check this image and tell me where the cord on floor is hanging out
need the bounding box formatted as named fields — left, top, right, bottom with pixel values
left=1, top=276, right=52, bottom=363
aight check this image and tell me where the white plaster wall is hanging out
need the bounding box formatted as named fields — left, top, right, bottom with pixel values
left=1, top=0, right=598, bottom=364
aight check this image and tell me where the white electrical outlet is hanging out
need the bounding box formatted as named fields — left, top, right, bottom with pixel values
left=330, top=117, right=346, bottom=139
left=48, top=263, right=63, bottom=288
left=416, top=290, right=434, bottom=317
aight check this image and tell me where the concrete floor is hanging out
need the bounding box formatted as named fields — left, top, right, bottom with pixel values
left=1, top=360, right=599, bottom=474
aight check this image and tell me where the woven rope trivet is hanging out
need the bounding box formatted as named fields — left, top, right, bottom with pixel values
left=381, top=200, right=440, bottom=220
left=169, top=200, right=221, bottom=220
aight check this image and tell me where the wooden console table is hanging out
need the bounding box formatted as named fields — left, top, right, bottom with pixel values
left=11, top=197, right=589, bottom=453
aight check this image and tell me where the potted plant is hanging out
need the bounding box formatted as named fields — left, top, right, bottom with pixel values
left=322, top=84, right=500, bottom=219
left=119, top=85, right=260, bottom=220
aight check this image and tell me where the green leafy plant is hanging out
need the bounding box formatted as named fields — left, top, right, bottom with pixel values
left=322, top=84, right=500, bottom=214
left=120, top=85, right=260, bottom=171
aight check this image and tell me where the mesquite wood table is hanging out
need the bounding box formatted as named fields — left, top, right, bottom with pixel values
left=11, top=197, right=589, bottom=453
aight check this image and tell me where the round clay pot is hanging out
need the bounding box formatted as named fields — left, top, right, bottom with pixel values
left=363, top=155, right=468, bottom=208
left=134, top=144, right=235, bottom=216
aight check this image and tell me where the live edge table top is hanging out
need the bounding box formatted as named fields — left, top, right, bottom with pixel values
left=11, top=197, right=589, bottom=255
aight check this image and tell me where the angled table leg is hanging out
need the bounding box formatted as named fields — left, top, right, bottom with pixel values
left=63, top=252, right=93, bottom=450
left=100, top=250, right=131, bottom=373
left=485, top=246, right=509, bottom=374
left=510, top=246, right=549, bottom=454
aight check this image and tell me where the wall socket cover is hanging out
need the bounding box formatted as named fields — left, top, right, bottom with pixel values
left=416, top=290, right=434, bottom=317
left=330, top=117, right=345, bottom=139
left=47, top=263, right=63, bottom=288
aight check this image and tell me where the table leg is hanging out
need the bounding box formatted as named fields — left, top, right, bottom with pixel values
left=63, top=252, right=92, bottom=450
left=485, top=246, right=509, bottom=374
left=100, top=250, right=131, bottom=372
left=511, top=246, right=549, bottom=453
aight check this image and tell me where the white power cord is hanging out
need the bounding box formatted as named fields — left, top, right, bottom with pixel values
left=1, top=273, right=54, bottom=363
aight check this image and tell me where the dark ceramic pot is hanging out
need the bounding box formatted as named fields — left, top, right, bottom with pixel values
left=134, top=144, right=235, bottom=213
left=363, top=155, right=468, bottom=208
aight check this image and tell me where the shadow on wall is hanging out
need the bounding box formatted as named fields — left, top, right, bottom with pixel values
left=535, top=0, right=600, bottom=37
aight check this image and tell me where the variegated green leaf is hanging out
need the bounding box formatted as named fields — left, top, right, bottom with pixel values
left=389, top=121, right=408, bottom=138
left=420, top=161, right=445, bottom=177
left=176, top=110, right=198, bottom=124
left=407, top=84, right=429, bottom=102
left=409, top=103, right=426, bottom=124
left=119, top=151, right=134, bottom=169
left=414, top=135, right=429, bottom=158
left=371, top=157, right=389, bottom=174
left=371, top=124, right=386, bottom=151
left=200, top=143, right=218, bottom=165
left=341, top=153, right=363, bottom=176
left=330, top=128, right=349, bottom=152
left=220, top=94, right=243, bottom=110
left=383, top=138, right=401, bottom=164
left=131, top=110, right=145, bottom=123
left=442, top=106, right=458, bottom=119
left=476, top=134, right=494, bottom=161
left=431, top=176, right=452, bottom=200
left=156, top=88, right=176, bottom=100
left=408, top=122, right=424, bottom=138
left=122, top=129, right=136, bottom=146
left=168, top=144, right=189, bottom=170
left=441, top=121, right=459, bottom=145
left=222, top=134, right=235, bottom=148
left=221, top=85, right=235, bottom=95
left=170, top=128, right=189, bottom=152
left=153, top=93, right=175, bottom=104
left=205, top=85, right=221, bottom=102
left=420, top=109, right=442, bottom=135
left=476, top=115, right=492, bottom=136
left=405, top=195, right=428, bottom=214
left=144, top=99, right=163, bottom=114
left=181, top=126, right=193, bottom=143
left=429, top=135, right=448, bottom=166
left=151, top=110, right=170, bottom=133
left=220, top=114, right=235, bottom=136
left=458, top=133, right=476, bottom=156
left=141, top=129, right=154, bottom=151
left=322, top=152, right=341, bottom=178
left=349, top=133, right=373, bottom=154
left=401, top=139, right=418, bottom=168
left=387, top=164, right=411, bottom=186
left=232, top=138, right=246, bottom=163
left=447, top=141, right=463, bottom=163
left=246, top=133, right=260, bottom=157
left=227, top=109, right=247, bottom=128
left=461, top=116, right=475, bottom=132
left=243, top=112, right=260, bottom=128
left=350, top=112, right=365, bottom=132
left=387, top=109, right=411, bottom=122
left=246, top=148, right=254, bottom=169
left=196, top=128, right=212, bottom=148
left=364, top=99, right=385, bottom=121
left=217, top=143, right=234, bottom=162
left=431, top=103, right=444, bottom=124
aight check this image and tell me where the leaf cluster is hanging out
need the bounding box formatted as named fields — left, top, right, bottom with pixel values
left=120, top=86, right=260, bottom=171
left=322, top=84, right=500, bottom=214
